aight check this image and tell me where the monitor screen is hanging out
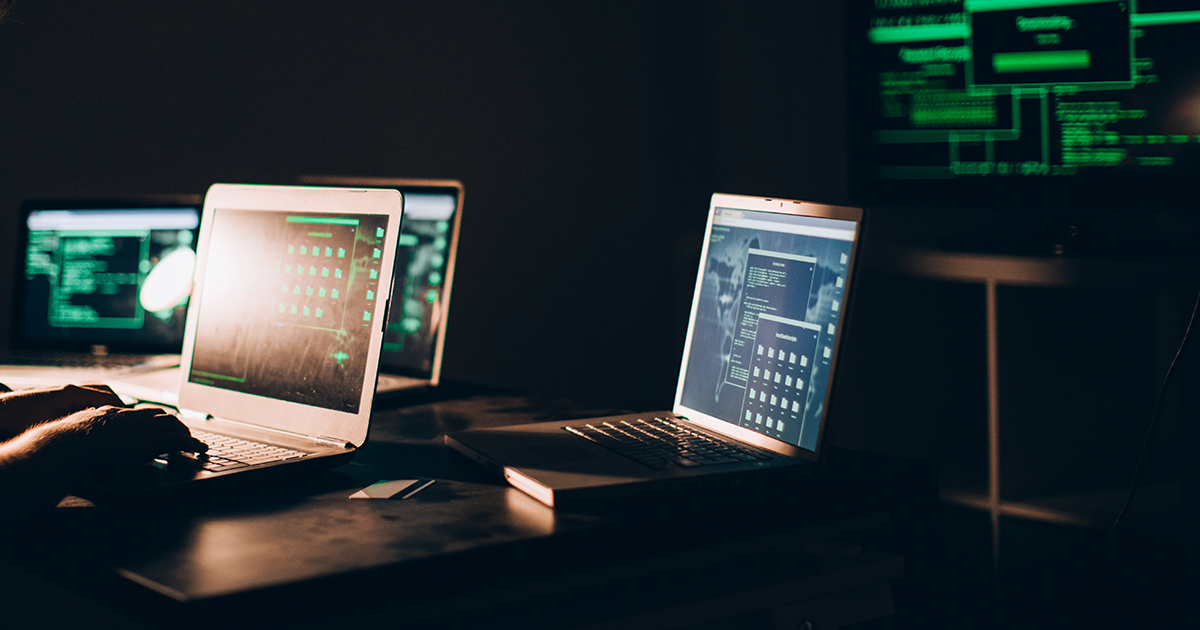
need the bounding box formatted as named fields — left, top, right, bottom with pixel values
left=381, top=188, right=458, bottom=377
left=678, top=205, right=858, bottom=452
left=17, top=202, right=201, bottom=352
left=846, top=0, right=1200, bottom=208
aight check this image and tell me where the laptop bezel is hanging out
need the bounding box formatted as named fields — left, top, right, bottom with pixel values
left=176, top=184, right=404, bottom=447
left=295, top=176, right=463, bottom=386
left=671, top=193, right=865, bottom=462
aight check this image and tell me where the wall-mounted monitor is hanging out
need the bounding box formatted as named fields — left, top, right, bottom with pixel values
left=846, top=0, right=1200, bottom=210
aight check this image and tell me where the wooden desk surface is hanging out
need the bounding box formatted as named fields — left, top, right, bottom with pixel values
left=3, top=390, right=935, bottom=629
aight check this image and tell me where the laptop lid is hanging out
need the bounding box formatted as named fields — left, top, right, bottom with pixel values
left=296, top=176, right=463, bottom=387
left=673, top=193, right=864, bottom=462
left=12, top=196, right=203, bottom=355
left=177, top=184, right=404, bottom=447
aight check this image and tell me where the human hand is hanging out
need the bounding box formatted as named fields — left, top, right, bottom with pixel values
left=0, top=404, right=207, bottom=512
left=47, top=404, right=208, bottom=471
left=0, top=384, right=127, bottom=439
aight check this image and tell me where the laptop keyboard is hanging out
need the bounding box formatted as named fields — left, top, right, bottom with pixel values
left=2, top=351, right=156, bottom=369
left=171, top=430, right=309, bottom=473
left=566, top=417, right=772, bottom=471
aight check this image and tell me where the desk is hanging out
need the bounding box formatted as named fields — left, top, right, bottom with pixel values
left=1, top=391, right=935, bottom=630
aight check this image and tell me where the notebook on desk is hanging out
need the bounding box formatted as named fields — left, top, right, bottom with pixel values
left=296, top=176, right=463, bottom=397
left=80, top=184, right=404, bottom=497
left=446, top=193, right=865, bottom=507
left=0, top=196, right=203, bottom=385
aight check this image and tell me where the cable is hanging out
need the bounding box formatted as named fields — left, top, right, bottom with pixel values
left=1106, top=284, right=1200, bottom=542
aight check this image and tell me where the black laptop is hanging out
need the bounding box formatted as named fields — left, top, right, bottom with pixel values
left=1, top=196, right=202, bottom=381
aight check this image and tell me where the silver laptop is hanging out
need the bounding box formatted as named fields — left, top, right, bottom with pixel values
left=296, top=176, right=463, bottom=397
left=81, top=184, right=404, bottom=497
left=0, top=196, right=203, bottom=386
left=446, top=193, right=864, bottom=507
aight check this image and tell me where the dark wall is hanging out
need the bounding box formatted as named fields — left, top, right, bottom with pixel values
left=0, top=1, right=847, bottom=410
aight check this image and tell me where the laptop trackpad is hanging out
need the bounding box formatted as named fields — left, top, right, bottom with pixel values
left=507, top=442, right=600, bottom=466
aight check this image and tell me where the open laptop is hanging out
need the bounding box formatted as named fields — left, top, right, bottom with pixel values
left=0, top=196, right=203, bottom=385
left=105, top=177, right=461, bottom=405
left=296, top=176, right=463, bottom=397
left=80, top=184, right=404, bottom=497
left=446, top=193, right=864, bottom=507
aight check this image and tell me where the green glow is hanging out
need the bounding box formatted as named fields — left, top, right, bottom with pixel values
left=993, top=50, right=1090, bottom=73
left=192, top=370, right=247, bottom=383
left=398, top=234, right=419, bottom=246
left=287, top=216, right=359, bottom=226
left=967, top=0, right=1105, bottom=12
left=48, top=234, right=148, bottom=329
left=332, top=351, right=349, bottom=365
left=381, top=341, right=404, bottom=352
left=426, top=290, right=438, bottom=303
left=1063, top=148, right=1126, bottom=165
left=869, top=23, right=971, bottom=45
left=1132, top=11, right=1200, bottom=27
left=910, top=92, right=997, bottom=127
left=308, top=232, right=333, bottom=238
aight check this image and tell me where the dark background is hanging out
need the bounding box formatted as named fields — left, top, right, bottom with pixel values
left=3, top=2, right=1197, bottom=627
left=0, top=1, right=848, bottom=412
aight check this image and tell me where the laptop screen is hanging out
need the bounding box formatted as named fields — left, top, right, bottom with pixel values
left=186, top=208, right=394, bottom=414
left=16, top=200, right=202, bottom=353
left=294, top=176, right=463, bottom=385
left=676, top=196, right=861, bottom=455
left=382, top=187, right=459, bottom=379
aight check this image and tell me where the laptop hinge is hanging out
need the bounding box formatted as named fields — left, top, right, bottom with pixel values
left=313, top=435, right=351, bottom=449
left=179, top=408, right=209, bottom=422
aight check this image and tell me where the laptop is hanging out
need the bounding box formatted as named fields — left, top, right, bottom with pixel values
left=105, top=177, right=461, bottom=405
left=296, top=176, right=463, bottom=397
left=80, top=184, right=404, bottom=497
left=0, top=196, right=203, bottom=384
left=446, top=193, right=864, bottom=507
